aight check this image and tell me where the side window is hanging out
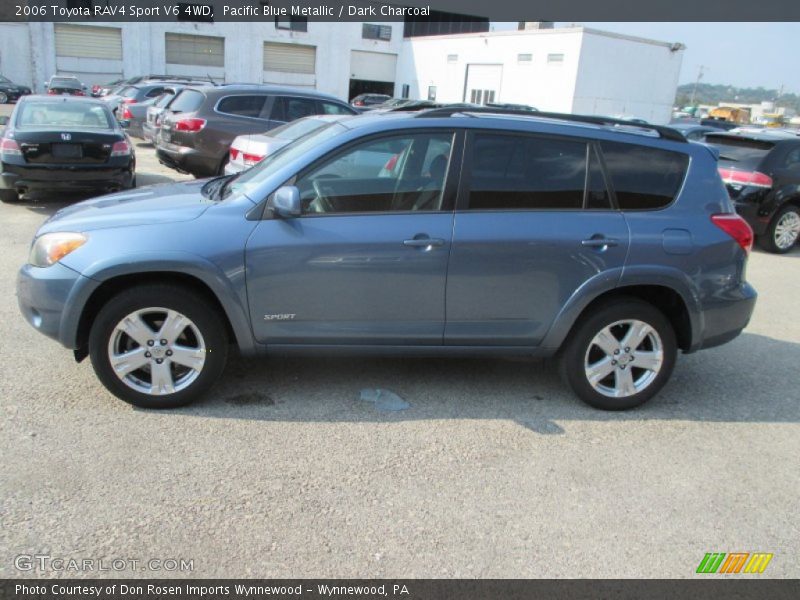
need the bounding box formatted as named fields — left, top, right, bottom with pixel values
left=600, top=141, right=689, bottom=210
left=468, top=133, right=588, bottom=210
left=320, top=101, right=354, bottom=116
left=783, top=147, right=800, bottom=169
left=271, top=97, right=319, bottom=122
left=295, top=133, right=454, bottom=215
left=145, top=87, right=165, bottom=98
left=216, top=95, right=267, bottom=118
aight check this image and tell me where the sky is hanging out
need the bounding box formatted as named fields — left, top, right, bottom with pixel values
left=493, top=22, right=800, bottom=93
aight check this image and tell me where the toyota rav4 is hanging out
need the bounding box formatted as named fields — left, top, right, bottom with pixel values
left=17, top=108, right=757, bottom=410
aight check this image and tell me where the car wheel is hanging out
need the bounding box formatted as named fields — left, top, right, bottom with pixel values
left=88, top=284, right=229, bottom=409
left=759, top=205, right=800, bottom=254
left=0, top=188, right=19, bottom=203
left=0, top=91, right=8, bottom=104
left=558, top=298, right=677, bottom=410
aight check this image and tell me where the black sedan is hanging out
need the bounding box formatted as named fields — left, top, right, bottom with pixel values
left=0, top=74, right=32, bottom=104
left=0, top=96, right=135, bottom=203
left=705, top=129, right=800, bottom=253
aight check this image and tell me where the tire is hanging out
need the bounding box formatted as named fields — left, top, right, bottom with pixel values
left=759, top=205, right=800, bottom=254
left=88, top=284, right=229, bottom=409
left=558, top=297, right=677, bottom=410
left=0, top=91, right=8, bottom=104
left=0, top=188, right=19, bottom=203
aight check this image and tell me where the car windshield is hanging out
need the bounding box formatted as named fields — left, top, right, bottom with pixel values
left=17, top=101, right=112, bottom=129
left=51, top=78, right=81, bottom=89
left=155, top=92, right=175, bottom=108
left=0, top=75, right=11, bottom=84
left=706, top=135, right=774, bottom=165
left=168, top=89, right=204, bottom=113
left=269, top=117, right=328, bottom=141
left=223, top=122, right=347, bottom=200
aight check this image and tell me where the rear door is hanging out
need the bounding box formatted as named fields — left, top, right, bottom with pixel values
left=445, top=131, right=630, bottom=346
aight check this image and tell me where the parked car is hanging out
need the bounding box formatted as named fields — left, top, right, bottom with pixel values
left=486, top=102, right=538, bottom=112
left=91, top=78, right=124, bottom=97
left=141, top=87, right=187, bottom=144
left=117, top=84, right=207, bottom=139
left=104, top=81, right=195, bottom=118
left=705, top=129, right=800, bottom=253
left=156, top=84, right=356, bottom=178
left=225, top=115, right=346, bottom=175
left=350, top=93, right=392, bottom=109
left=17, top=108, right=756, bottom=410
left=0, top=74, right=32, bottom=104
left=667, top=122, right=719, bottom=142
left=0, top=95, right=135, bottom=202
left=45, top=76, right=86, bottom=96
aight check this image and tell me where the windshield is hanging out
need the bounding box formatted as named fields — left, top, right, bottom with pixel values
left=0, top=75, right=11, bottom=84
left=17, top=101, right=113, bottom=129
left=51, top=78, right=81, bottom=89
left=224, top=122, right=348, bottom=199
left=269, top=117, right=328, bottom=141
left=155, top=92, right=175, bottom=108
left=168, top=89, right=204, bottom=113
left=706, top=135, right=774, bottom=166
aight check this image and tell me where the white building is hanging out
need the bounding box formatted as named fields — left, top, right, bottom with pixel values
left=395, top=27, right=685, bottom=124
left=0, top=21, right=684, bottom=124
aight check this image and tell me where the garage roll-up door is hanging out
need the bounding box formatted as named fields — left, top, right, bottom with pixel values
left=263, top=42, right=316, bottom=74
left=350, top=51, right=397, bottom=83
left=55, top=24, right=122, bottom=60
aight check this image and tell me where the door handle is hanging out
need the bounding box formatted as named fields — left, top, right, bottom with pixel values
left=403, top=237, right=445, bottom=248
left=581, top=237, right=619, bottom=248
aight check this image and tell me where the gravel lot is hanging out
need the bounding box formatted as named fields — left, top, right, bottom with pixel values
left=1, top=103, right=798, bottom=579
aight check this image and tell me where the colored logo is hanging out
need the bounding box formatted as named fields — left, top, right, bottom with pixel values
left=696, top=552, right=773, bottom=574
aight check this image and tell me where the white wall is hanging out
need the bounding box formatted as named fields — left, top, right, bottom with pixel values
left=395, top=29, right=585, bottom=111
left=572, top=29, right=684, bottom=124
left=0, top=23, right=32, bottom=87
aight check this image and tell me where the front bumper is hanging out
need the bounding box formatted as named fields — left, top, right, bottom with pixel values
left=1, top=162, right=133, bottom=193
left=17, top=262, right=93, bottom=347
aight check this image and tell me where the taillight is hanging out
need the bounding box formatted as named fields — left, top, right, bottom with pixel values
left=242, top=152, right=263, bottom=166
left=47, top=89, right=57, bottom=95
left=0, top=137, right=22, bottom=156
left=110, top=140, right=131, bottom=157
left=92, top=85, right=100, bottom=93
left=74, top=90, right=85, bottom=96
left=711, top=213, right=754, bottom=254
left=174, top=118, right=206, bottom=133
left=230, top=148, right=239, bottom=160
left=718, top=167, right=773, bottom=189
left=121, top=106, right=133, bottom=120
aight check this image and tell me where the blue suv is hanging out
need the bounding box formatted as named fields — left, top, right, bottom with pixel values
left=16, top=108, right=757, bottom=410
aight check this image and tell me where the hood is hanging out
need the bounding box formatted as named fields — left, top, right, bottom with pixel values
left=38, top=179, right=215, bottom=235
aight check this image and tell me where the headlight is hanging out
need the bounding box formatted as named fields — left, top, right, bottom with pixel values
left=29, top=232, right=87, bottom=267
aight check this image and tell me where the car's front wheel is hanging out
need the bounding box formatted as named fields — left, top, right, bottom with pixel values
left=88, top=284, right=229, bottom=408
left=760, top=205, right=800, bottom=254
left=0, top=91, right=8, bottom=104
left=558, top=298, right=677, bottom=410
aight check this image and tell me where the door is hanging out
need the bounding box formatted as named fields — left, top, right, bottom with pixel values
left=445, top=131, right=630, bottom=346
left=464, top=64, right=502, bottom=105
left=54, top=24, right=123, bottom=88
left=246, top=130, right=461, bottom=345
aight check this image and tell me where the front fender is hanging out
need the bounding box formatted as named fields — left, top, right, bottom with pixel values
left=59, top=251, right=258, bottom=355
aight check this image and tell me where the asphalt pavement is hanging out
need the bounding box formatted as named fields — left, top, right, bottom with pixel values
left=1, top=103, right=798, bottom=578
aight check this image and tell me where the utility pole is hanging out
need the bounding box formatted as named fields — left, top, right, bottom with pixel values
left=690, top=65, right=705, bottom=107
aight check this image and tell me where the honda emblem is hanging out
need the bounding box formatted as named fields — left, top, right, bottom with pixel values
left=61, top=133, right=71, bottom=141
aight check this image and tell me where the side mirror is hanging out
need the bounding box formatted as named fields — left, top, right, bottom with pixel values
left=118, top=119, right=130, bottom=129
left=267, top=185, right=302, bottom=218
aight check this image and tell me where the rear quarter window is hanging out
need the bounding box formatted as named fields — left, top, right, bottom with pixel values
left=600, top=141, right=689, bottom=210
left=216, top=95, right=267, bottom=118
left=705, top=135, right=774, bottom=168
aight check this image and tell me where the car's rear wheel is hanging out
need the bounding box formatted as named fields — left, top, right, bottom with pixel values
left=760, top=205, right=800, bottom=254
left=88, top=285, right=228, bottom=408
left=0, top=188, right=19, bottom=203
left=558, top=298, right=677, bottom=410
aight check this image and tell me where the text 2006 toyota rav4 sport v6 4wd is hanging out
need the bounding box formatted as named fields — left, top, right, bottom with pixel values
left=17, top=108, right=757, bottom=411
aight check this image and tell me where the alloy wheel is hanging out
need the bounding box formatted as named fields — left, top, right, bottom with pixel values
left=107, top=307, right=206, bottom=396
left=584, top=319, right=664, bottom=398
left=774, top=210, right=800, bottom=250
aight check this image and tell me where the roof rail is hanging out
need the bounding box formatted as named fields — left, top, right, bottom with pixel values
left=414, top=107, right=686, bottom=142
